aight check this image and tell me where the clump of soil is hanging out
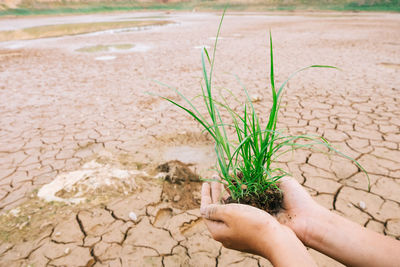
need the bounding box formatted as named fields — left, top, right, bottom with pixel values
left=157, top=160, right=202, bottom=210
left=224, top=187, right=283, bottom=214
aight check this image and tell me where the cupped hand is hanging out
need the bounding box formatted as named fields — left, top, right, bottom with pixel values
left=200, top=182, right=281, bottom=257
left=200, top=180, right=317, bottom=266
left=275, top=177, right=325, bottom=245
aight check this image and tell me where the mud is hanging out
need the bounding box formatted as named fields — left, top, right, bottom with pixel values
left=0, top=11, right=399, bottom=266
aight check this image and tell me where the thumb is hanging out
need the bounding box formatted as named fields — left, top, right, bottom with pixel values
left=201, top=204, right=228, bottom=221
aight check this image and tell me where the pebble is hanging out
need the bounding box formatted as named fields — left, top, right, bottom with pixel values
left=173, top=195, right=181, bottom=202
left=129, top=211, right=137, bottom=221
left=359, top=201, right=366, bottom=210
left=251, top=94, right=262, bottom=103
left=55, top=232, right=61, bottom=237
left=64, top=248, right=70, bottom=255
left=9, top=208, right=20, bottom=217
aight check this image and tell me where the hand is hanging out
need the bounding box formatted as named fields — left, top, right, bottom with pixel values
left=275, top=177, right=325, bottom=245
left=200, top=181, right=317, bottom=266
left=276, top=178, right=400, bottom=267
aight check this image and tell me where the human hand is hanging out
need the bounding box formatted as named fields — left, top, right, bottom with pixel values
left=200, top=181, right=317, bottom=266
left=276, top=177, right=326, bottom=245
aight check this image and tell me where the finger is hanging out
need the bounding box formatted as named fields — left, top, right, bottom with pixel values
left=201, top=203, right=227, bottom=222
left=203, top=218, right=229, bottom=234
left=221, top=187, right=230, bottom=202
left=200, top=183, right=212, bottom=215
left=279, top=176, right=300, bottom=191
left=211, top=176, right=222, bottom=204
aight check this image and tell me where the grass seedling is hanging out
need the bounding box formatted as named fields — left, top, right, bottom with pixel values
left=156, top=10, right=369, bottom=212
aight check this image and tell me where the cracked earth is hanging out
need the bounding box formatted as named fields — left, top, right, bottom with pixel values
left=0, top=11, right=399, bottom=266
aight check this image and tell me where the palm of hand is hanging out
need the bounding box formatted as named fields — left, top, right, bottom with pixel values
left=276, top=177, right=321, bottom=244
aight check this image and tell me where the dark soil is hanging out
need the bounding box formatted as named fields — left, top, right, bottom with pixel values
left=224, top=187, right=283, bottom=214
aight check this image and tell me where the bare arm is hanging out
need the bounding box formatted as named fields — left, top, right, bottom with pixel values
left=277, top=177, right=400, bottom=267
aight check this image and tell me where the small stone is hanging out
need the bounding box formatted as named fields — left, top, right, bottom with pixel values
left=129, top=211, right=137, bottom=221
left=173, top=195, right=181, bottom=202
left=64, top=247, right=70, bottom=255
left=18, top=221, right=28, bottom=230
left=359, top=201, right=366, bottom=210
left=55, top=232, right=61, bottom=237
left=251, top=94, right=262, bottom=103
left=347, top=202, right=352, bottom=208
left=9, top=208, right=20, bottom=217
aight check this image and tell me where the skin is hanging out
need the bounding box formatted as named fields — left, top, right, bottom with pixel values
left=200, top=181, right=317, bottom=267
left=276, top=177, right=400, bottom=267
left=201, top=177, right=400, bottom=267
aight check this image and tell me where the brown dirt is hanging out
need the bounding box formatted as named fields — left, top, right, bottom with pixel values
left=225, top=187, right=283, bottom=214
left=158, top=160, right=202, bottom=210
left=0, top=11, right=399, bottom=266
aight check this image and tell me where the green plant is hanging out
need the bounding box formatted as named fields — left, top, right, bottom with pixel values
left=156, top=10, right=369, bottom=210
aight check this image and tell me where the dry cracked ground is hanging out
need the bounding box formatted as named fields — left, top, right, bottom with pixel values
left=0, top=11, right=399, bottom=266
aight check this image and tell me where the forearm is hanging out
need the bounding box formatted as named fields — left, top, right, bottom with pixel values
left=265, top=226, right=317, bottom=267
left=306, top=207, right=400, bottom=267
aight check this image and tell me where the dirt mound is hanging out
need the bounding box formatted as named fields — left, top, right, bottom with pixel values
left=157, top=161, right=202, bottom=210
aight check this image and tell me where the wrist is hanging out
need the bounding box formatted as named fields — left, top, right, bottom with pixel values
left=266, top=226, right=316, bottom=267
left=300, top=204, right=332, bottom=248
left=259, top=221, right=286, bottom=260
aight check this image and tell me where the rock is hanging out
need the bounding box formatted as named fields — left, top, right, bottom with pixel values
left=64, top=247, right=70, bottom=255
left=129, top=211, right=137, bottom=221
left=250, top=94, right=262, bottom=103
left=173, top=195, right=181, bottom=202
left=359, top=201, right=366, bottom=210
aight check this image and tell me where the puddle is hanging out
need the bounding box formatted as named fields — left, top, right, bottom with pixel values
left=380, top=62, right=400, bottom=69
left=85, top=23, right=176, bottom=37
left=0, top=20, right=172, bottom=42
left=77, top=43, right=151, bottom=53
left=37, top=160, right=147, bottom=204
left=4, top=42, right=25, bottom=49
left=95, top=55, right=116, bottom=61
